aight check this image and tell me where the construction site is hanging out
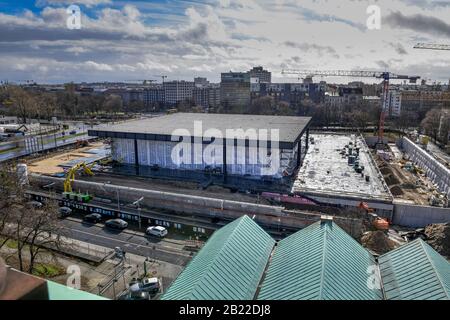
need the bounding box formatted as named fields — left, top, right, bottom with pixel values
left=20, top=111, right=447, bottom=241
left=7, top=76, right=450, bottom=300
left=1, top=111, right=447, bottom=302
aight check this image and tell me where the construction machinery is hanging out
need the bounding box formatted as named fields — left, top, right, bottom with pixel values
left=63, top=162, right=95, bottom=203
left=281, top=69, right=420, bottom=144
left=153, top=75, right=167, bottom=84
left=358, top=202, right=390, bottom=231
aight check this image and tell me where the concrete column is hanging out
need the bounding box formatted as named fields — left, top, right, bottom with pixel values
left=134, top=139, right=139, bottom=175
left=222, top=140, right=227, bottom=179
left=305, top=128, right=310, bottom=151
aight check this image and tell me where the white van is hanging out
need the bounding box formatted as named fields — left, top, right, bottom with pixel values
left=146, top=226, right=168, bottom=238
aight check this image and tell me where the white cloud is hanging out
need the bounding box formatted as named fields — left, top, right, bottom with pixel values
left=84, top=60, right=113, bottom=71
left=0, top=1, right=449, bottom=83
left=36, top=0, right=111, bottom=8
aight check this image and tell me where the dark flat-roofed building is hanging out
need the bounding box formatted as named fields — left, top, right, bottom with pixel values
left=89, top=113, right=312, bottom=179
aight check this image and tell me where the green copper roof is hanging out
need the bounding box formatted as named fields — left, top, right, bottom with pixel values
left=379, top=239, right=450, bottom=300
left=46, top=281, right=108, bottom=300
left=162, top=215, right=275, bottom=300
left=258, top=220, right=383, bottom=300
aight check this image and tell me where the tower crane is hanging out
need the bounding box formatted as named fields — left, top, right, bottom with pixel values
left=413, top=43, right=450, bottom=51
left=124, top=80, right=157, bottom=85
left=153, top=75, right=167, bottom=84
left=281, top=69, right=420, bottom=144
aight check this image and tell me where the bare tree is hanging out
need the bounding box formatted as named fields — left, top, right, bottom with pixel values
left=0, top=163, right=23, bottom=250
left=421, top=108, right=443, bottom=143
left=103, top=94, right=123, bottom=113
left=36, top=92, right=57, bottom=120
left=7, top=86, right=36, bottom=123
left=439, top=112, right=450, bottom=145
left=0, top=164, right=65, bottom=273
left=277, top=101, right=295, bottom=116
left=248, top=96, right=275, bottom=115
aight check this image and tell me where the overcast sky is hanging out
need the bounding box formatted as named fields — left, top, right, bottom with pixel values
left=1, top=0, right=449, bottom=84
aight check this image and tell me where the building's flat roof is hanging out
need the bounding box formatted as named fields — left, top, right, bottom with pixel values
left=89, top=113, right=311, bottom=147
left=292, top=133, right=391, bottom=201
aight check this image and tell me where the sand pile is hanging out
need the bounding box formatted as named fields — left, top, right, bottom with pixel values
left=361, top=231, right=396, bottom=255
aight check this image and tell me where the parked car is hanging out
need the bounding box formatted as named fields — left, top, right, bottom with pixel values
left=69, top=130, right=77, bottom=135
left=83, top=213, right=102, bottom=223
left=114, top=247, right=125, bottom=259
left=118, top=291, right=150, bottom=300
left=145, top=226, right=168, bottom=238
left=129, top=277, right=160, bottom=294
left=58, top=206, right=72, bottom=217
left=105, top=218, right=128, bottom=230
left=27, top=201, right=43, bottom=209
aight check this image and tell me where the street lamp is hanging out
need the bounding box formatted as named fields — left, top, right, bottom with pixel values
left=138, top=207, right=142, bottom=230
left=132, top=197, right=144, bottom=230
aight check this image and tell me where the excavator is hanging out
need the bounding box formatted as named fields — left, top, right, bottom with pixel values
left=63, top=162, right=95, bottom=203
left=358, top=202, right=390, bottom=231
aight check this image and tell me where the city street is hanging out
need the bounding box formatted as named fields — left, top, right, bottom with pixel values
left=0, top=124, right=90, bottom=162
left=61, top=218, right=192, bottom=267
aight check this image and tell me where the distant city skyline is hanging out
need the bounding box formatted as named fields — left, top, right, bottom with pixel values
left=1, top=0, right=450, bottom=84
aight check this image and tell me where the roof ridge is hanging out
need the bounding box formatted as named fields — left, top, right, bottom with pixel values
left=193, top=215, right=259, bottom=297
left=175, top=216, right=247, bottom=298
left=379, top=238, right=421, bottom=258
left=318, top=221, right=330, bottom=300
left=418, top=239, right=450, bottom=300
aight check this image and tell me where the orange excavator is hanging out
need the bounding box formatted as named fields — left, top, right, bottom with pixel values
left=359, top=202, right=390, bottom=231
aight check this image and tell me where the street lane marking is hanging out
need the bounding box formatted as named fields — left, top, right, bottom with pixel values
left=61, top=225, right=190, bottom=258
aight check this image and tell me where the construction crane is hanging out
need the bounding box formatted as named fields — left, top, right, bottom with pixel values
left=63, top=162, right=95, bottom=202
left=414, top=43, right=450, bottom=51
left=281, top=69, right=420, bottom=143
left=124, top=80, right=157, bottom=85
left=153, top=75, right=167, bottom=84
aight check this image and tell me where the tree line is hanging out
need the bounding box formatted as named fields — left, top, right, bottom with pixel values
left=1, top=84, right=448, bottom=146
left=0, top=84, right=124, bottom=122
left=0, top=163, right=66, bottom=274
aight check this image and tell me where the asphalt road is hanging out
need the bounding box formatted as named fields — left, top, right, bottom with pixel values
left=0, top=124, right=90, bottom=162
left=61, top=218, right=191, bottom=267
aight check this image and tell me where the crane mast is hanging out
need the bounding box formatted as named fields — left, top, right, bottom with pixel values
left=281, top=69, right=420, bottom=144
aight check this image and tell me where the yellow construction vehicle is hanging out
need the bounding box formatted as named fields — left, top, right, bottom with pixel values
left=63, top=162, right=94, bottom=203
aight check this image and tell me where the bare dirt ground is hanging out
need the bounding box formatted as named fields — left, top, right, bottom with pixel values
left=376, top=156, right=430, bottom=205
left=27, top=142, right=104, bottom=175
left=361, top=230, right=397, bottom=255
left=425, top=223, right=450, bottom=259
